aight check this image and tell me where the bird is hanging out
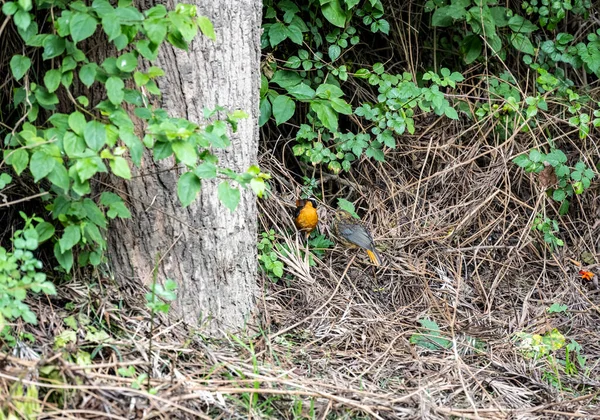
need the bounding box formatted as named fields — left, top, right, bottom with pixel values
left=332, top=210, right=382, bottom=266
left=294, top=198, right=318, bottom=238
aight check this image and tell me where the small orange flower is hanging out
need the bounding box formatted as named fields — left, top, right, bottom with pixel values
left=579, top=270, right=594, bottom=281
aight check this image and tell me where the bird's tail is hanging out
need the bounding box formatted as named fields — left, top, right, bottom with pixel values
left=366, top=249, right=382, bottom=266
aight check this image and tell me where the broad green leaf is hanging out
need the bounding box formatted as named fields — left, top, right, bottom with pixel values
left=106, top=76, right=125, bottom=105
left=2, top=2, right=18, bottom=15
left=197, top=15, right=215, bottom=40
left=529, top=149, right=543, bottom=163
left=259, top=98, right=272, bottom=127
left=321, top=0, right=346, bottom=28
left=330, top=97, right=352, bottom=115
left=59, top=225, right=81, bottom=253
left=287, top=83, right=316, bottom=100
left=42, top=35, right=66, bottom=59
left=316, top=83, right=344, bottom=99
left=13, top=9, right=31, bottom=31
left=6, top=148, right=29, bottom=175
left=44, top=69, right=62, bottom=93
left=272, top=95, right=295, bottom=125
left=54, top=242, right=73, bottom=272
left=510, top=33, right=535, bottom=55
left=35, top=222, right=55, bottom=242
left=177, top=172, right=201, bottom=207
left=100, top=191, right=131, bottom=218
left=461, top=35, right=482, bottom=64
left=47, top=163, right=70, bottom=192
left=29, top=151, right=56, bottom=182
left=268, top=22, right=287, bottom=46
left=109, top=156, right=131, bottom=179
left=508, top=15, right=538, bottom=33
left=83, top=198, right=107, bottom=228
left=194, top=161, right=217, bottom=179
left=68, top=112, right=87, bottom=135
left=444, top=106, right=458, bottom=120
left=10, top=55, right=31, bottom=80
left=79, top=63, right=97, bottom=87
left=0, top=173, right=11, bottom=189
left=172, top=141, right=198, bottom=167
left=328, top=44, right=341, bottom=61
left=553, top=189, right=566, bottom=201
left=310, top=101, right=338, bottom=132
left=116, top=52, right=138, bottom=72
left=217, top=180, right=240, bottom=212
left=84, top=121, right=107, bottom=151
left=64, top=132, right=86, bottom=157
left=102, top=14, right=122, bottom=41
left=512, top=154, right=530, bottom=168
left=70, top=12, right=98, bottom=43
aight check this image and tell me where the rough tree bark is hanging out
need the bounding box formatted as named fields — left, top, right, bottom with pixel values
left=107, top=0, right=261, bottom=334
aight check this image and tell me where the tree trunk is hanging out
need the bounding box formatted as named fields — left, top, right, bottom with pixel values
left=107, top=0, right=261, bottom=334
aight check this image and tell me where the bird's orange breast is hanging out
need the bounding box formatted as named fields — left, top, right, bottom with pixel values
left=295, top=202, right=318, bottom=234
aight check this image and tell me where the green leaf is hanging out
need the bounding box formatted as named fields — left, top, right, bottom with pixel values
left=44, top=69, right=62, bottom=93
left=83, top=198, right=107, bottom=228
left=287, top=83, right=316, bottom=100
left=35, top=222, right=55, bottom=242
left=59, top=225, right=81, bottom=253
left=546, top=149, right=567, bottom=166
left=109, top=156, right=131, bottom=179
left=63, top=132, right=86, bottom=157
left=553, top=189, right=566, bottom=201
left=195, top=161, right=217, bottom=179
left=330, top=97, right=352, bottom=115
left=510, top=33, right=535, bottom=55
left=2, top=2, right=18, bottom=15
left=84, top=121, right=107, bottom=151
left=116, top=52, right=138, bottom=72
left=47, top=163, right=70, bottom=192
left=102, top=14, right=122, bottom=41
left=70, top=12, right=98, bottom=43
left=197, top=15, right=216, bottom=40
left=42, top=35, right=66, bottom=59
left=10, top=55, right=31, bottom=80
left=508, top=15, right=538, bottom=33
left=272, top=95, right=296, bottom=125
left=328, top=44, right=341, bottom=60
left=177, top=172, right=201, bottom=207
left=68, top=112, right=87, bottom=135
left=444, top=106, right=458, bottom=120
left=529, top=149, right=543, bottom=163
left=100, top=191, right=131, bottom=218
left=316, top=83, right=345, bottom=99
left=79, top=63, right=97, bottom=87
left=217, top=181, right=240, bottom=212
left=268, top=22, right=288, bottom=46
left=13, top=9, right=31, bottom=31
left=547, top=303, right=568, bottom=313
left=54, top=242, right=73, bottom=272
left=271, top=70, right=302, bottom=88
left=172, top=141, right=198, bottom=167
left=29, top=151, right=56, bottom=182
left=321, top=0, right=346, bottom=28
left=259, top=98, right=272, bottom=127
left=461, top=35, right=482, bottom=64
left=5, top=148, right=29, bottom=175
left=0, top=173, right=12, bottom=189
left=432, top=4, right=466, bottom=27
left=106, top=76, right=125, bottom=105
left=310, top=101, right=338, bottom=132
left=513, top=154, right=531, bottom=168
